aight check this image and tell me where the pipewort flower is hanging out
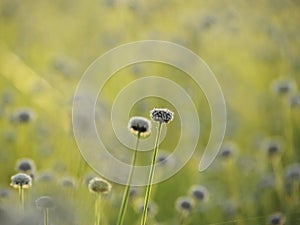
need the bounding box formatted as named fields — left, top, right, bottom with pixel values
left=141, top=108, right=174, bottom=225
left=175, top=196, right=193, bottom=225
left=189, top=185, right=209, bottom=203
left=10, top=173, right=32, bottom=210
left=35, top=196, right=55, bottom=225
left=15, top=158, right=36, bottom=178
left=89, top=177, right=111, bottom=225
left=117, top=116, right=151, bottom=225
left=268, top=212, right=285, bottom=225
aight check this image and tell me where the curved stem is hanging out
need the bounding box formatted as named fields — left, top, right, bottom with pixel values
left=141, top=123, right=162, bottom=225
left=117, top=133, right=140, bottom=225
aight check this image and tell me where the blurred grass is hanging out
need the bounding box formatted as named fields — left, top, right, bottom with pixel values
left=1, top=0, right=300, bottom=224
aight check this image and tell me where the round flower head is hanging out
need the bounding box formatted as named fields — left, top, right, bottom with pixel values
left=10, top=173, right=32, bottom=189
left=59, top=177, right=76, bottom=189
left=189, top=185, right=209, bottom=202
left=15, top=158, right=36, bottom=174
left=175, top=197, right=193, bottom=213
left=258, top=174, right=275, bottom=190
left=35, top=196, right=55, bottom=209
left=88, top=177, right=111, bottom=194
left=221, top=200, right=237, bottom=217
left=268, top=212, right=285, bottom=225
left=272, top=79, right=296, bottom=96
left=11, top=108, right=35, bottom=124
left=289, top=94, right=300, bottom=108
left=263, top=138, right=283, bottom=157
left=129, top=187, right=140, bottom=198
left=156, top=150, right=176, bottom=169
left=0, top=189, right=11, bottom=199
left=128, top=116, right=151, bottom=137
left=134, top=198, right=157, bottom=217
left=285, top=163, right=300, bottom=181
left=37, top=171, right=55, bottom=183
left=219, top=142, right=237, bottom=159
left=150, top=108, right=174, bottom=124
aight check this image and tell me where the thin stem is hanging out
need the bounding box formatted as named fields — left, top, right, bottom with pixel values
left=19, top=185, right=24, bottom=212
left=94, top=196, right=97, bottom=225
left=141, top=123, right=162, bottom=225
left=95, top=194, right=102, bottom=225
left=271, top=156, right=284, bottom=204
left=44, top=208, right=49, bottom=225
left=291, top=180, right=299, bottom=208
left=284, top=102, right=294, bottom=160
left=117, top=133, right=140, bottom=225
left=179, top=212, right=187, bottom=225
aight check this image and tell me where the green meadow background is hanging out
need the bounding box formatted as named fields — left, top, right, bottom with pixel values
left=0, top=0, right=300, bottom=224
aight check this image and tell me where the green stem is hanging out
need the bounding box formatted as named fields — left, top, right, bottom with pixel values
left=19, top=185, right=24, bottom=212
left=141, top=123, right=162, bottom=225
left=117, top=133, right=140, bottom=225
left=284, top=102, right=294, bottom=160
left=179, top=213, right=186, bottom=225
left=271, top=156, right=284, bottom=204
left=96, top=194, right=102, bottom=225
left=44, top=208, right=49, bottom=225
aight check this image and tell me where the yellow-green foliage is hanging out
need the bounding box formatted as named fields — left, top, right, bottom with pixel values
left=0, top=0, right=300, bottom=224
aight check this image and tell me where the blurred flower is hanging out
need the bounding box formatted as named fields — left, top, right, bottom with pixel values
left=3, top=130, right=16, bottom=143
left=52, top=56, right=78, bottom=78
left=150, top=108, right=174, bottom=124
left=156, top=150, right=175, bottom=168
left=262, top=137, right=283, bottom=157
left=189, top=185, right=209, bottom=202
left=289, top=93, right=300, bottom=108
left=1, top=90, right=14, bottom=105
left=35, top=196, right=55, bottom=209
left=268, top=212, right=285, bottom=225
left=285, top=163, right=300, bottom=181
left=258, top=174, right=275, bottom=190
left=134, top=198, right=157, bottom=217
left=10, top=173, right=32, bottom=189
left=284, top=163, right=300, bottom=194
left=11, top=108, right=35, bottom=124
left=129, top=187, right=140, bottom=199
left=221, top=200, right=237, bottom=217
left=37, top=171, right=55, bottom=183
left=201, top=13, right=217, bottom=29
left=88, top=177, right=111, bottom=194
left=271, top=79, right=296, bottom=95
left=128, top=116, right=151, bottom=137
left=219, top=142, right=237, bottom=159
left=0, top=189, right=11, bottom=199
left=175, top=197, right=193, bottom=213
left=59, top=177, right=76, bottom=189
left=15, top=158, right=36, bottom=176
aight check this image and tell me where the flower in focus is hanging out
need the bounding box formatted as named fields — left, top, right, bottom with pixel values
left=10, top=173, right=32, bottom=189
left=150, top=108, right=174, bottom=124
